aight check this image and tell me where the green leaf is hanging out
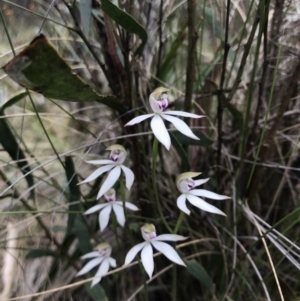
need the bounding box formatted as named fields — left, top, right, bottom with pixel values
left=26, top=248, right=60, bottom=259
left=171, top=130, right=213, bottom=146
left=2, top=34, right=126, bottom=113
left=0, top=91, right=27, bottom=115
left=74, top=216, right=93, bottom=255
left=100, top=0, right=147, bottom=55
left=159, top=27, right=186, bottom=81
left=226, top=102, right=243, bottom=130
left=85, top=283, right=108, bottom=301
left=79, top=0, right=92, bottom=36
left=186, top=260, right=213, bottom=290
left=0, top=92, right=35, bottom=199
left=65, top=156, right=82, bottom=233
left=170, top=132, right=190, bottom=170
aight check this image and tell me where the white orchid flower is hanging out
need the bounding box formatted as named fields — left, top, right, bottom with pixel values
left=124, top=224, right=187, bottom=278
left=125, top=87, right=204, bottom=150
left=76, top=242, right=116, bottom=287
left=176, top=172, right=230, bottom=216
left=79, top=144, right=134, bottom=199
left=84, top=188, right=139, bottom=232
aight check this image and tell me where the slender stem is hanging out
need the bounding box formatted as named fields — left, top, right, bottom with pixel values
left=119, top=177, right=149, bottom=301
left=173, top=211, right=185, bottom=234
left=172, top=264, right=177, bottom=301
left=28, top=93, right=66, bottom=169
left=152, top=138, right=172, bottom=233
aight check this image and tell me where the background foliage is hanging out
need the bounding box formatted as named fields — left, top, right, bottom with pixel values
left=0, top=0, right=300, bottom=300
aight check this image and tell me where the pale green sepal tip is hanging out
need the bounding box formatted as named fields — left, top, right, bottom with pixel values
left=150, top=87, right=169, bottom=98
left=106, top=144, right=126, bottom=152
left=95, top=242, right=111, bottom=250
left=142, top=223, right=155, bottom=232
left=176, top=172, right=202, bottom=183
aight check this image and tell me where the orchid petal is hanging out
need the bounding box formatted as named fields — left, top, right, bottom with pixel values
left=176, top=194, right=190, bottom=215
left=124, top=202, right=139, bottom=211
left=125, top=114, right=154, bottom=126
left=81, top=251, right=101, bottom=259
left=194, top=178, right=210, bottom=187
left=84, top=204, right=108, bottom=215
left=162, top=115, right=199, bottom=140
left=85, top=159, right=115, bottom=165
left=163, top=111, right=204, bottom=118
left=153, top=234, right=187, bottom=242
left=124, top=242, right=147, bottom=265
left=108, top=257, right=117, bottom=268
left=189, top=189, right=230, bottom=200
left=141, top=243, right=154, bottom=278
left=76, top=257, right=104, bottom=276
left=120, top=165, right=135, bottom=190
left=91, top=259, right=110, bottom=287
left=112, top=203, right=125, bottom=227
left=151, top=115, right=171, bottom=150
left=99, top=205, right=112, bottom=231
left=97, top=166, right=121, bottom=199
left=151, top=241, right=185, bottom=266
left=186, top=194, right=226, bottom=216
left=79, top=165, right=115, bottom=184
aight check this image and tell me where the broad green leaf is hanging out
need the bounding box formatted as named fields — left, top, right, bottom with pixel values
left=170, top=132, right=190, bottom=171
left=2, top=34, right=126, bottom=113
left=171, top=130, right=213, bottom=146
left=0, top=92, right=34, bottom=199
left=186, top=260, right=213, bottom=290
left=100, top=0, right=147, bottom=54
left=26, top=248, right=60, bottom=259
left=74, top=216, right=93, bottom=255
left=85, top=283, right=108, bottom=301
left=65, top=156, right=83, bottom=233
left=79, top=0, right=92, bottom=36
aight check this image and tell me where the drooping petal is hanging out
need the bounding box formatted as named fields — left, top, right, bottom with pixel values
left=76, top=257, right=104, bottom=276
left=163, top=111, right=203, bottom=118
left=97, top=166, right=121, bottom=199
left=186, top=194, right=226, bottom=216
left=141, top=243, right=154, bottom=278
left=81, top=251, right=101, bottom=259
left=162, top=115, right=199, bottom=140
left=153, top=234, right=187, bottom=242
left=121, top=201, right=139, bottom=211
left=78, top=165, right=115, bottom=184
left=120, top=165, right=135, bottom=190
left=91, top=258, right=110, bottom=287
left=194, top=178, right=210, bottom=187
left=189, top=189, right=230, bottom=200
left=151, top=241, right=185, bottom=266
left=99, top=205, right=112, bottom=232
left=112, top=203, right=125, bottom=227
left=124, top=242, right=147, bottom=265
left=85, top=159, right=115, bottom=165
left=108, top=257, right=117, bottom=268
left=84, top=204, right=108, bottom=215
left=176, top=194, right=191, bottom=215
left=150, top=115, right=171, bottom=150
left=125, top=114, right=154, bottom=126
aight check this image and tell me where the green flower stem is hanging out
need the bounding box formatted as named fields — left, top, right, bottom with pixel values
left=173, top=211, right=185, bottom=234
left=119, top=177, right=149, bottom=301
left=172, top=212, right=184, bottom=300
left=152, top=138, right=172, bottom=233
